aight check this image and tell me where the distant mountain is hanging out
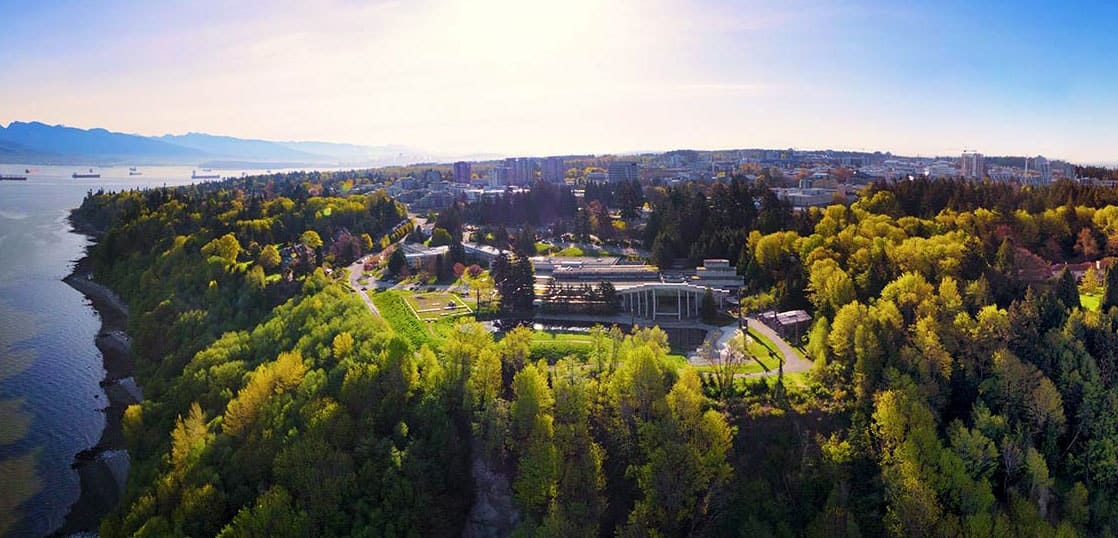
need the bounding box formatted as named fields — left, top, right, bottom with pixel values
left=158, top=133, right=328, bottom=163
left=0, top=121, right=205, bottom=163
left=277, top=140, right=383, bottom=162
left=0, top=121, right=438, bottom=167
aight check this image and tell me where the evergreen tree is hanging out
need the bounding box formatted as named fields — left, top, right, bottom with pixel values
left=1055, top=268, right=1081, bottom=310
left=1102, top=265, right=1118, bottom=311
left=387, top=248, right=407, bottom=276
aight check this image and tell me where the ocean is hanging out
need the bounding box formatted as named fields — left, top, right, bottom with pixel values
left=0, top=164, right=324, bottom=536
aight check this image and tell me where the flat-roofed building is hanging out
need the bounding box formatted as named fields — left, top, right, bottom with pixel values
left=453, top=161, right=471, bottom=183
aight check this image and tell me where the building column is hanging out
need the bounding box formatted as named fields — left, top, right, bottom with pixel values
left=677, top=288, right=682, bottom=320
left=653, top=290, right=658, bottom=319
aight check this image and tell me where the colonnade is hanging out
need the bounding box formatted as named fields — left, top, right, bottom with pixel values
left=620, top=286, right=718, bottom=320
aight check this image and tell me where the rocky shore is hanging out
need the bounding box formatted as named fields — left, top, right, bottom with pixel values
left=54, top=220, right=140, bottom=536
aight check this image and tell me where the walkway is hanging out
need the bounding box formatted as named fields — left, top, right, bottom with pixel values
left=745, top=316, right=813, bottom=374
left=687, top=317, right=813, bottom=377
left=346, top=257, right=381, bottom=318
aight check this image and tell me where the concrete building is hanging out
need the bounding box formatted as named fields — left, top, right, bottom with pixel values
left=1030, top=155, right=1051, bottom=184
left=401, top=244, right=449, bottom=271
left=586, top=171, right=609, bottom=182
left=453, top=161, right=472, bottom=183
left=607, top=161, right=639, bottom=183
left=463, top=242, right=506, bottom=266
left=489, top=165, right=510, bottom=186
left=961, top=151, right=985, bottom=180
left=505, top=157, right=536, bottom=185
left=772, top=187, right=836, bottom=209
left=617, top=283, right=727, bottom=321
left=693, top=259, right=743, bottom=290
left=543, top=258, right=744, bottom=321
left=541, top=156, right=565, bottom=183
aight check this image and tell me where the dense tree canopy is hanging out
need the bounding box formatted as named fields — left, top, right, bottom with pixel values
left=77, top=172, right=1118, bottom=537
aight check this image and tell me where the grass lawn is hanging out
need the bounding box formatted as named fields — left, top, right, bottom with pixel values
left=746, top=326, right=807, bottom=362
left=402, top=291, right=472, bottom=321
left=1082, top=293, right=1101, bottom=311
left=371, top=290, right=435, bottom=347
left=695, top=361, right=769, bottom=375
left=529, top=331, right=594, bottom=361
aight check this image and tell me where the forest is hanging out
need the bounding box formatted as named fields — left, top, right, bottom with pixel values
left=76, top=169, right=1118, bottom=537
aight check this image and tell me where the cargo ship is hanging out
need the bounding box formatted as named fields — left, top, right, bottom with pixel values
left=191, top=170, right=220, bottom=179
left=0, top=174, right=27, bottom=181
left=73, top=168, right=101, bottom=179
left=129, top=167, right=143, bottom=176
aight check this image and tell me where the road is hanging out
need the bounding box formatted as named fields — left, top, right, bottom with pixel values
left=347, top=257, right=381, bottom=318
left=345, top=216, right=421, bottom=318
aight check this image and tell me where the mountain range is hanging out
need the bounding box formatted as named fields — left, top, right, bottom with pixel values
left=0, top=121, right=432, bottom=167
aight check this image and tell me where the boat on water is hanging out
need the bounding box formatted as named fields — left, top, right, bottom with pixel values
left=0, top=174, right=28, bottom=181
left=191, top=170, right=220, bottom=179
left=73, top=168, right=100, bottom=179
left=129, top=171, right=143, bottom=176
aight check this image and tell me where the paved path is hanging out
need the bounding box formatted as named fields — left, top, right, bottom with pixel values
left=687, top=317, right=813, bottom=377
left=347, top=257, right=381, bottom=318
left=744, top=316, right=813, bottom=374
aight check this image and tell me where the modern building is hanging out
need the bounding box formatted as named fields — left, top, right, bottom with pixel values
left=453, top=161, right=472, bottom=183
left=693, top=259, right=742, bottom=289
left=505, top=157, right=536, bottom=185
left=1030, top=155, right=1051, bottom=184
left=586, top=171, right=609, bottom=183
left=541, top=156, right=565, bottom=183
left=489, top=165, right=510, bottom=185
left=542, top=258, right=744, bottom=321
left=401, top=243, right=449, bottom=271
left=463, top=242, right=506, bottom=266
left=961, top=151, right=985, bottom=180
left=607, top=161, right=639, bottom=183
left=772, top=187, right=836, bottom=209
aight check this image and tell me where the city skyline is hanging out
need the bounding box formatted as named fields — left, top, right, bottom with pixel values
left=3, top=1, right=1117, bottom=164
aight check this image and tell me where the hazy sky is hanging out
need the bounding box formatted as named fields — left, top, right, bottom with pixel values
left=2, top=0, right=1116, bottom=162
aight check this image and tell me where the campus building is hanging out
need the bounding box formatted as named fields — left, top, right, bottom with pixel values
left=541, top=258, right=743, bottom=321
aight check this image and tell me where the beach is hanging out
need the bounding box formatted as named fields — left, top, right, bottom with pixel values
left=54, top=226, right=138, bottom=536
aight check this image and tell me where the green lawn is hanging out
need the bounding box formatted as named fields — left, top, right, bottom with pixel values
left=746, top=326, right=807, bottom=362
left=402, top=291, right=471, bottom=321
left=371, top=290, right=435, bottom=346
left=529, top=331, right=594, bottom=361
left=1082, top=293, right=1101, bottom=311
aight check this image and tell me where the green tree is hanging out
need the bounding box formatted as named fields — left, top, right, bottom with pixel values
left=1102, top=265, right=1118, bottom=311
left=202, top=233, right=243, bottom=262
left=387, top=248, right=407, bottom=276
left=300, top=230, right=323, bottom=249
left=257, top=244, right=281, bottom=271
left=218, top=486, right=310, bottom=538
left=429, top=227, right=454, bottom=247
left=1081, top=265, right=1101, bottom=296
left=1055, top=268, right=1081, bottom=310
left=510, top=362, right=559, bottom=521
left=627, top=369, right=733, bottom=535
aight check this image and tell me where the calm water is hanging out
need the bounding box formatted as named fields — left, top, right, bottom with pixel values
left=0, top=164, right=322, bottom=536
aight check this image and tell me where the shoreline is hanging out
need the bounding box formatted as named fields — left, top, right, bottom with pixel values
left=53, top=217, right=139, bottom=536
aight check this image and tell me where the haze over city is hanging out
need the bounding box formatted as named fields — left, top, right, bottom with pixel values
left=2, top=0, right=1117, bottom=161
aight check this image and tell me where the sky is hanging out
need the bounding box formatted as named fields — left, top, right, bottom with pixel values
left=1, top=0, right=1117, bottom=163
